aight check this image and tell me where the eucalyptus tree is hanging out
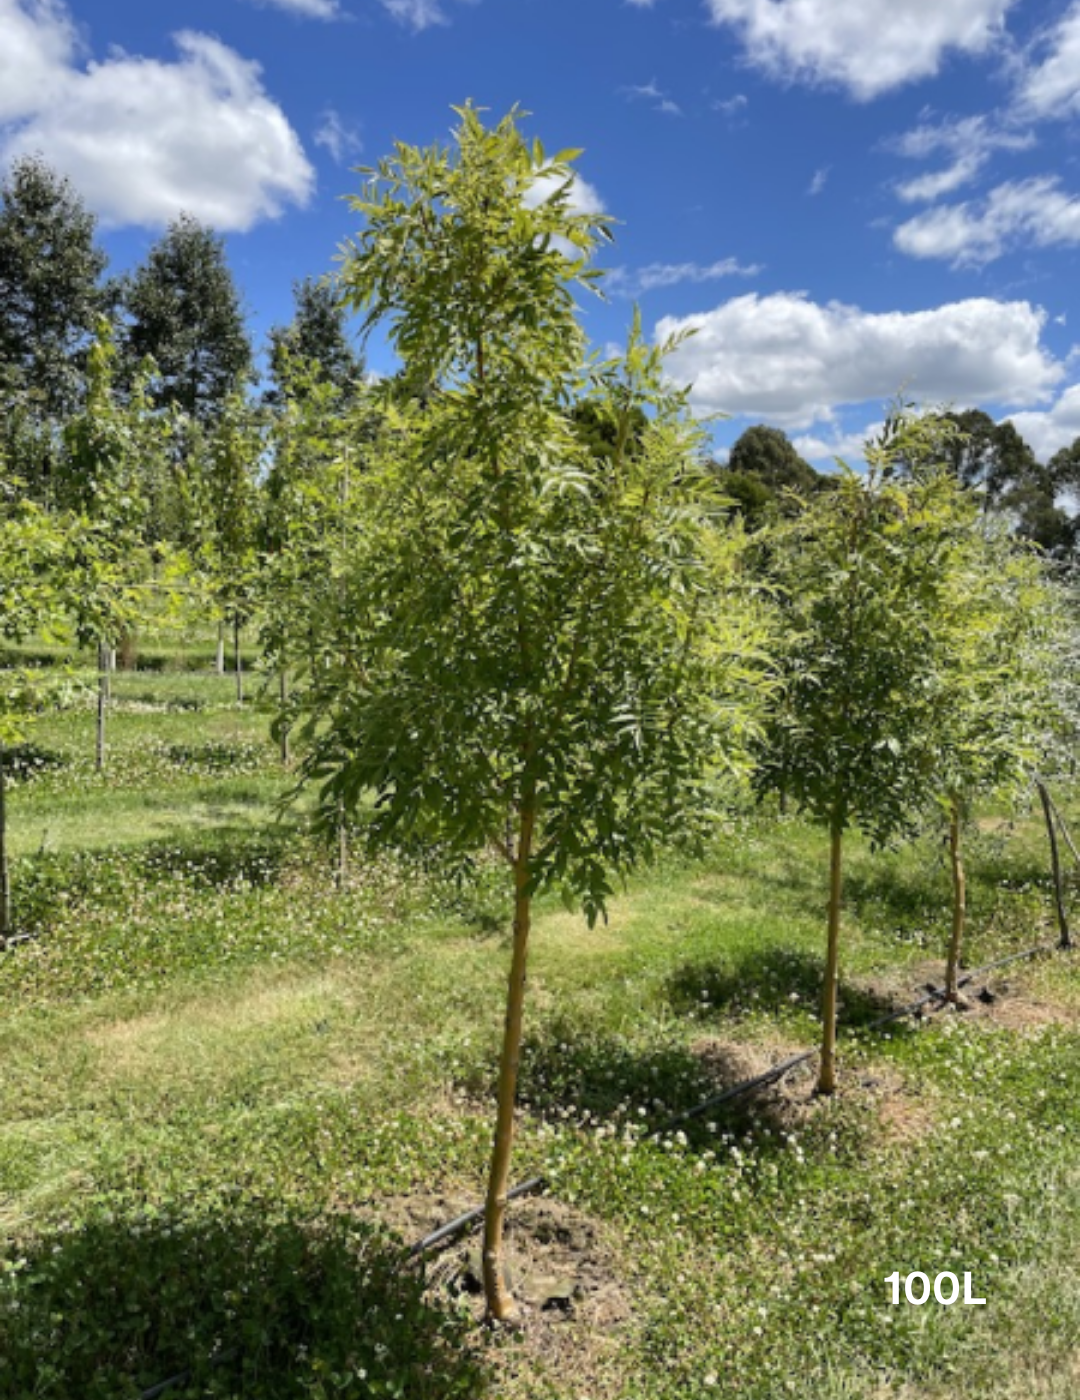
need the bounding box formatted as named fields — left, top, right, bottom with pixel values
left=266, top=277, right=364, bottom=407
left=0, top=156, right=110, bottom=501
left=755, top=413, right=989, bottom=1093
left=120, top=215, right=252, bottom=423
left=296, top=105, right=766, bottom=1322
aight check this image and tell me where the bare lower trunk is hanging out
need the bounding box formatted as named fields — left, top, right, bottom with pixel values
left=234, top=619, right=243, bottom=705
left=279, top=669, right=290, bottom=766
left=96, top=642, right=108, bottom=772
left=945, top=797, right=966, bottom=1000
left=335, top=800, right=348, bottom=890
left=216, top=621, right=225, bottom=676
left=0, top=745, right=10, bottom=946
left=1035, top=778, right=1071, bottom=950
left=483, top=801, right=537, bottom=1323
left=817, top=817, right=843, bottom=1095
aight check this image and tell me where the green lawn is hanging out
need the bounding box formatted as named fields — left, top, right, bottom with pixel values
left=0, top=662, right=1077, bottom=1398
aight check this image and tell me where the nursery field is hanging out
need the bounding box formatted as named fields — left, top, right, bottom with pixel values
left=0, top=653, right=1078, bottom=1400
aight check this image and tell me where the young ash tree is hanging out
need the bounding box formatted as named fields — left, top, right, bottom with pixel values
left=930, top=529, right=1069, bottom=997
left=61, top=320, right=163, bottom=766
left=754, top=413, right=990, bottom=1093
left=296, top=105, right=766, bottom=1322
left=0, top=484, right=72, bottom=942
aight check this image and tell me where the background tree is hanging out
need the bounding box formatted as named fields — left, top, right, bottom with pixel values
left=928, top=529, right=1066, bottom=999
left=0, top=156, right=109, bottom=501
left=120, top=214, right=252, bottom=422
left=941, top=409, right=1037, bottom=506
left=186, top=392, right=264, bottom=700
left=301, top=106, right=766, bottom=1323
left=0, top=477, right=74, bottom=940
left=60, top=320, right=161, bottom=762
left=754, top=413, right=984, bottom=1094
left=266, top=277, right=364, bottom=406
left=715, top=424, right=821, bottom=526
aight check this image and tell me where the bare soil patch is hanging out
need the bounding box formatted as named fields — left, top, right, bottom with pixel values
left=372, top=1191, right=634, bottom=1394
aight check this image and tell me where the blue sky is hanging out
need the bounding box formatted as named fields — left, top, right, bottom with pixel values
left=3, top=0, right=1080, bottom=464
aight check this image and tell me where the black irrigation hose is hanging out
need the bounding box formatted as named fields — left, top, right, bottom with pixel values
left=134, top=933, right=1062, bottom=1398
left=407, top=936, right=1060, bottom=1258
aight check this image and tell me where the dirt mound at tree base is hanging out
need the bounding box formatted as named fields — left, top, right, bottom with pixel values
left=373, top=1191, right=635, bottom=1392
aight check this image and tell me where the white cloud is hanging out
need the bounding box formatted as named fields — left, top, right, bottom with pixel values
left=657, top=291, right=1062, bottom=427
left=704, top=0, right=1016, bottom=101
left=807, top=166, right=829, bottom=196
left=894, top=176, right=1080, bottom=266
left=380, top=0, right=449, bottom=30
left=524, top=170, right=606, bottom=216
left=712, top=93, right=748, bottom=116
left=1014, top=2, right=1080, bottom=121
left=1006, top=384, right=1080, bottom=461
left=621, top=80, right=682, bottom=115
left=889, top=112, right=1034, bottom=203
left=252, top=0, right=342, bottom=16
left=314, top=109, right=363, bottom=164
left=0, top=0, right=77, bottom=122
left=608, top=257, right=761, bottom=296
left=0, top=9, right=313, bottom=232
left=791, top=423, right=883, bottom=468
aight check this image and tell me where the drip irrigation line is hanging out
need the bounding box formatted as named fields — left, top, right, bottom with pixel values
left=133, top=932, right=1064, bottom=1397
left=138, top=1350, right=238, bottom=1400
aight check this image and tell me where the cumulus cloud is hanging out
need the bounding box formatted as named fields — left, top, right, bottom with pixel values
left=0, top=6, right=313, bottom=231
left=0, top=0, right=77, bottom=121
left=704, top=0, right=1016, bottom=101
left=894, top=176, right=1080, bottom=266
left=657, top=291, right=1062, bottom=427
left=1013, top=2, right=1080, bottom=121
left=791, top=423, right=883, bottom=468
left=889, top=112, right=1034, bottom=203
left=524, top=170, right=606, bottom=216
left=607, top=257, right=761, bottom=296
left=1006, top=384, right=1080, bottom=461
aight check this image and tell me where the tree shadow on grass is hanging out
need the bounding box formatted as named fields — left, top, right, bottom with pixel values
left=11, top=827, right=301, bottom=933
left=665, top=945, right=903, bottom=1030
left=455, top=1018, right=815, bottom=1157
left=0, top=1201, right=489, bottom=1399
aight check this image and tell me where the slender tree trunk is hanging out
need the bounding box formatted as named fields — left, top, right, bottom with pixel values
left=279, top=668, right=290, bottom=766
left=0, top=744, right=10, bottom=948
left=945, top=796, right=967, bottom=1001
left=234, top=619, right=243, bottom=705
left=1035, top=777, right=1071, bottom=949
left=482, top=800, right=537, bottom=1323
left=817, top=817, right=843, bottom=1095
left=216, top=620, right=225, bottom=676
left=335, top=799, right=348, bottom=890
left=96, top=642, right=108, bottom=772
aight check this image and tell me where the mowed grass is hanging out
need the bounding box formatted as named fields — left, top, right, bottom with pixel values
left=0, top=656, right=1077, bottom=1398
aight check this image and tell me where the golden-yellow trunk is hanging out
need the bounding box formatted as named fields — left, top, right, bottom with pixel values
left=482, top=802, right=536, bottom=1322
left=817, top=819, right=843, bottom=1095
left=945, top=798, right=966, bottom=1001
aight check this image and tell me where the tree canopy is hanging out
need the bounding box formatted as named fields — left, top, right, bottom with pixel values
left=120, top=214, right=252, bottom=422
